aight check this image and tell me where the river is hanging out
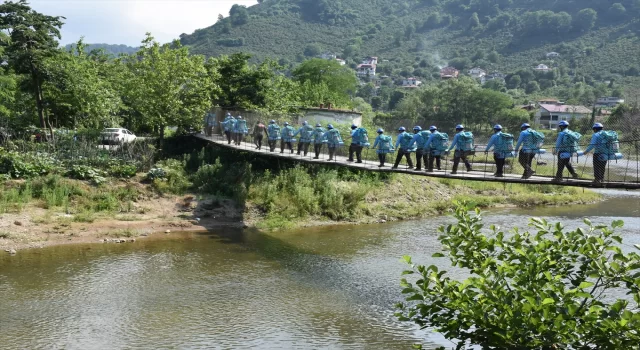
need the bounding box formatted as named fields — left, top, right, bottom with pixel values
left=1, top=191, right=639, bottom=349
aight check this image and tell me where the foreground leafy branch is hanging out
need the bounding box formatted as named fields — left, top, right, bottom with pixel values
left=397, top=202, right=640, bottom=349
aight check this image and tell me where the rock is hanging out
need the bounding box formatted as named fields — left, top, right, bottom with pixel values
left=13, top=221, right=22, bottom=226
left=242, top=224, right=249, bottom=229
left=165, top=230, right=171, bottom=234
left=103, top=238, right=109, bottom=243
left=130, top=239, right=136, bottom=243
left=141, top=233, right=149, bottom=237
left=380, top=220, right=387, bottom=224
left=9, top=249, right=16, bottom=255
left=382, top=215, right=388, bottom=221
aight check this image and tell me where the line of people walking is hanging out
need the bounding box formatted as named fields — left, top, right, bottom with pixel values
left=212, top=113, right=622, bottom=184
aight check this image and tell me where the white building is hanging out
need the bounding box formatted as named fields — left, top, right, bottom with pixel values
left=356, top=64, right=376, bottom=77
left=401, top=77, right=422, bottom=88
left=535, top=103, right=592, bottom=129
left=595, top=97, right=624, bottom=107
left=546, top=52, right=560, bottom=58
left=361, top=56, right=378, bottom=65
left=535, top=64, right=551, bottom=71
left=469, top=67, right=486, bottom=79
left=336, top=58, right=346, bottom=66
left=320, top=52, right=337, bottom=60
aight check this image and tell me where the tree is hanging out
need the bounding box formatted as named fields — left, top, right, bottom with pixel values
left=122, top=34, right=214, bottom=142
left=229, top=4, right=249, bottom=26
left=468, top=12, right=481, bottom=30
left=573, top=8, right=597, bottom=32
left=43, top=39, right=122, bottom=129
left=487, top=50, right=500, bottom=63
left=507, top=75, right=522, bottom=89
left=209, top=53, right=273, bottom=110
left=0, top=0, right=64, bottom=131
left=292, top=58, right=358, bottom=107
left=303, top=43, right=322, bottom=57
left=525, top=81, right=540, bottom=94
left=609, top=3, right=627, bottom=17
left=398, top=204, right=640, bottom=349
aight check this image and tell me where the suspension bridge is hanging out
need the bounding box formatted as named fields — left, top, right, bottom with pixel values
left=195, top=133, right=640, bottom=190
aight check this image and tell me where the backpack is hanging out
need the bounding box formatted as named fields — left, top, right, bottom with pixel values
left=560, top=130, right=581, bottom=153
left=529, top=130, right=545, bottom=148
left=283, top=126, right=294, bottom=138
left=268, top=125, right=281, bottom=139
left=431, top=132, right=449, bottom=151
left=354, top=128, right=369, bottom=144
left=495, top=133, right=515, bottom=153
left=379, top=135, right=393, bottom=150
left=236, top=119, right=247, bottom=133
left=600, top=130, right=620, bottom=154
left=458, top=131, right=474, bottom=151
left=328, top=129, right=342, bottom=144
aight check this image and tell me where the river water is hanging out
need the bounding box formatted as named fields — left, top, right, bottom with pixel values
left=1, top=191, right=639, bottom=349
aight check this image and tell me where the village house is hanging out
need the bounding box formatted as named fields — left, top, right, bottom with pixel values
left=320, top=52, right=337, bottom=60
left=535, top=103, right=592, bottom=129
left=595, top=97, right=625, bottom=107
left=356, top=63, right=376, bottom=77
left=401, top=77, right=422, bottom=88
left=336, top=58, right=346, bottom=66
left=440, top=66, right=459, bottom=79
left=362, top=56, right=378, bottom=65
left=546, top=52, right=560, bottom=58
left=469, top=67, right=486, bottom=79
left=534, top=64, right=551, bottom=71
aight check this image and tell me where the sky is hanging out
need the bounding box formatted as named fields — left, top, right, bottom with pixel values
left=30, top=0, right=258, bottom=47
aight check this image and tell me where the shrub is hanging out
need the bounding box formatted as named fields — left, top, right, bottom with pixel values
left=66, top=165, right=106, bottom=185
left=397, top=203, right=640, bottom=349
left=148, top=159, right=191, bottom=195
left=108, top=163, right=138, bottom=178
left=0, top=150, right=60, bottom=178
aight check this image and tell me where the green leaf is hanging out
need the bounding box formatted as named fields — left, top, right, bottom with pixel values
left=583, top=218, right=592, bottom=226
left=579, top=281, right=595, bottom=289
left=402, top=255, right=412, bottom=264
left=401, top=270, right=414, bottom=275
left=542, top=298, right=555, bottom=305
left=432, top=253, right=445, bottom=258
left=612, top=220, right=624, bottom=228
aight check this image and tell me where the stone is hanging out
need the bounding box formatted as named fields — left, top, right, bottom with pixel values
left=141, top=233, right=149, bottom=237
left=380, top=220, right=387, bottom=224
left=14, top=221, right=22, bottom=226
left=9, top=249, right=16, bottom=255
left=165, top=230, right=171, bottom=234
left=130, top=239, right=136, bottom=243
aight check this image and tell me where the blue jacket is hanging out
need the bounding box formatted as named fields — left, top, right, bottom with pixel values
left=293, top=125, right=314, bottom=143
left=312, top=127, right=326, bottom=144
left=555, top=130, right=577, bottom=159
left=515, top=129, right=538, bottom=154
left=222, top=117, right=236, bottom=132
left=323, top=129, right=343, bottom=147
left=395, top=132, right=416, bottom=151
left=233, top=119, right=248, bottom=134
left=485, top=132, right=506, bottom=159
left=408, top=131, right=431, bottom=150
left=583, top=131, right=608, bottom=161
left=373, top=135, right=394, bottom=154
left=281, top=125, right=296, bottom=142
left=350, top=128, right=368, bottom=145
left=267, top=124, right=281, bottom=141
left=447, top=131, right=470, bottom=152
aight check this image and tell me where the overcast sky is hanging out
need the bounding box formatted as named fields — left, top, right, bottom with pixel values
left=29, top=0, right=258, bottom=47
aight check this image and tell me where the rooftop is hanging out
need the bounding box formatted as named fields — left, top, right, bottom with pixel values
left=539, top=104, right=592, bottom=114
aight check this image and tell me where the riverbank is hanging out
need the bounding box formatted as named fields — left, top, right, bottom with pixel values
left=0, top=171, right=602, bottom=252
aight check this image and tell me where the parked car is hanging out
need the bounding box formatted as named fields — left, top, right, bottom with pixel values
left=100, top=128, right=137, bottom=145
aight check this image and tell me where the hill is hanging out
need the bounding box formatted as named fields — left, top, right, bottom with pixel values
left=179, top=0, right=640, bottom=102
left=63, top=43, right=139, bottom=56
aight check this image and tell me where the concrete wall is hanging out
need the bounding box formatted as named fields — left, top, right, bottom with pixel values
left=299, top=110, right=363, bottom=127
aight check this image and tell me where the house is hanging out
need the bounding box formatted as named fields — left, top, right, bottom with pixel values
left=469, top=67, right=486, bottom=79
left=300, top=106, right=363, bottom=127
left=546, top=52, right=560, bottom=58
left=362, top=56, right=378, bottom=65
left=356, top=63, right=376, bottom=77
left=535, top=103, right=592, bottom=129
left=535, top=64, right=551, bottom=71
left=336, top=58, right=346, bottom=66
left=482, top=72, right=506, bottom=85
left=440, top=66, right=459, bottom=79
left=520, top=104, right=537, bottom=111
left=538, top=98, right=560, bottom=105
left=401, top=77, right=422, bottom=88
left=595, top=97, right=624, bottom=107
left=320, top=52, right=337, bottom=60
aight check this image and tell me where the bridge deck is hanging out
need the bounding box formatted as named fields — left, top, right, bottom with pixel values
left=195, top=134, right=640, bottom=190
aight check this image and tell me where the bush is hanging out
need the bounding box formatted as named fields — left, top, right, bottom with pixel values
left=397, top=203, right=640, bottom=349
left=148, top=159, right=191, bottom=195
left=108, top=163, right=137, bottom=178
left=66, top=165, right=106, bottom=185
left=0, top=150, right=60, bottom=178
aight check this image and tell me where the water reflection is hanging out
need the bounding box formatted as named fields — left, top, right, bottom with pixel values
left=1, top=192, right=639, bottom=349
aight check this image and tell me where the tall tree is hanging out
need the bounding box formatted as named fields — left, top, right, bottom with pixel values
left=0, top=0, right=64, bottom=131
left=292, top=58, right=358, bottom=107
left=122, top=34, right=214, bottom=142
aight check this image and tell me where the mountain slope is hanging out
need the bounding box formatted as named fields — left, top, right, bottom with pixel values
left=180, top=0, right=640, bottom=97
